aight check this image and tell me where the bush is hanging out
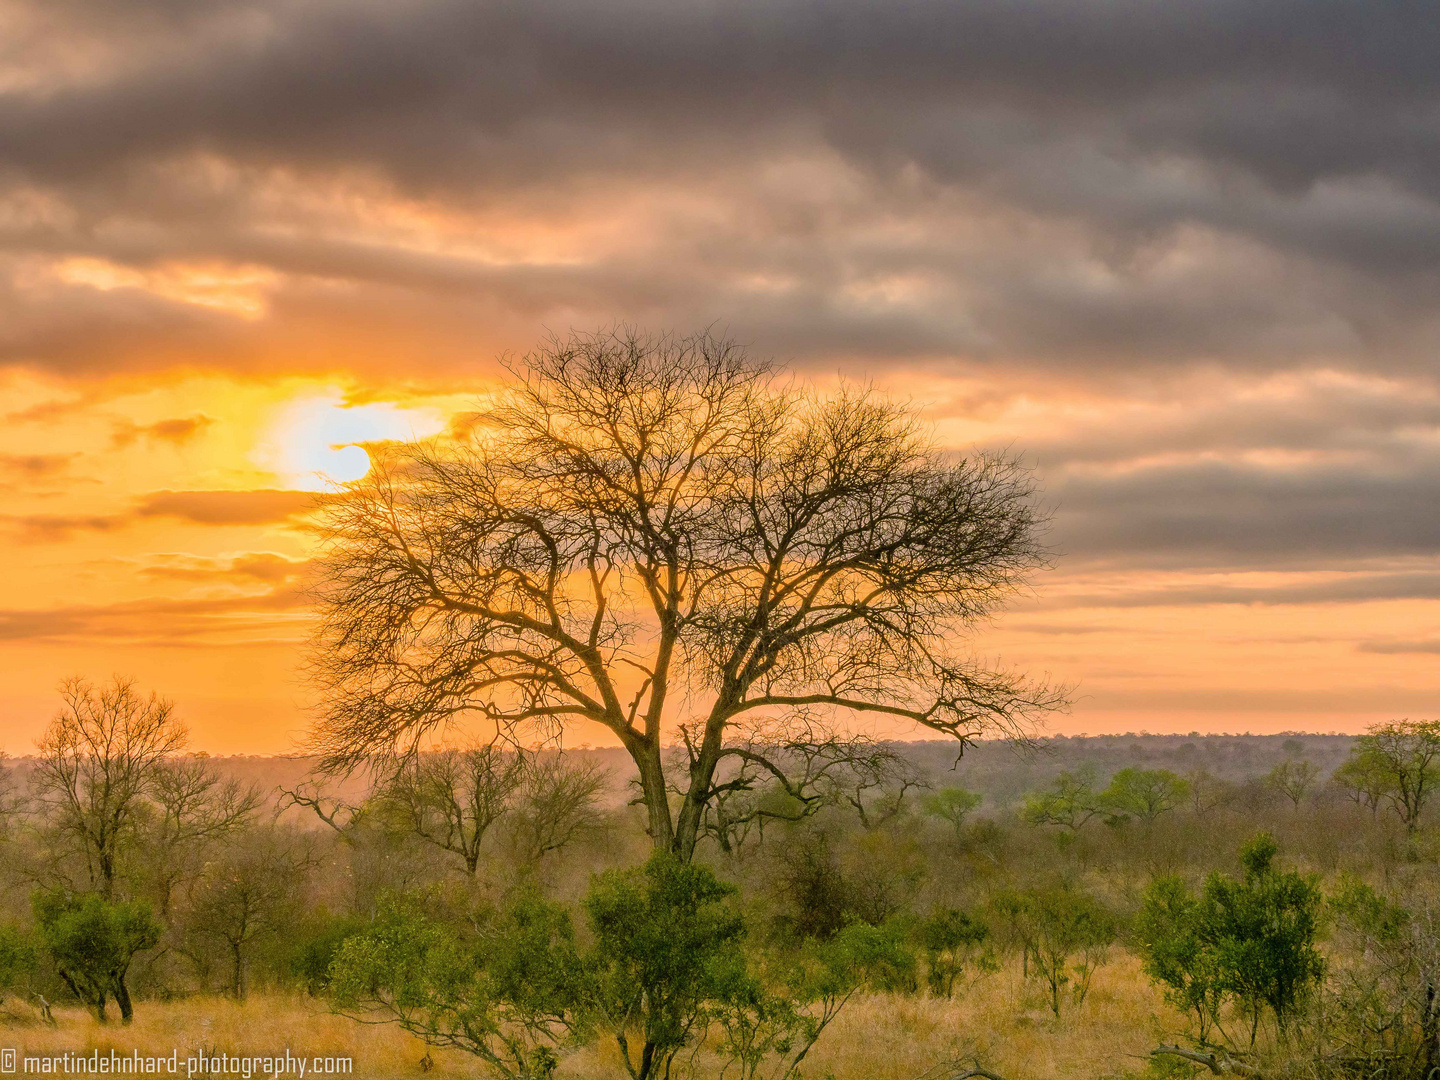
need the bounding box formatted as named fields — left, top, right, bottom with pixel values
left=1136, top=833, right=1324, bottom=1048
left=584, top=852, right=747, bottom=1080
left=33, top=889, right=161, bottom=1023
left=329, top=889, right=584, bottom=1080
left=0, top=922, right=37, bottom=1004
left=287, top=911, right=369, bottom=995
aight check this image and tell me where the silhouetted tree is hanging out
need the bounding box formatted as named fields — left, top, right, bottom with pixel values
left=308, top=329, right=1061, bottom=860
left=31, top=678, right=186, bottom=898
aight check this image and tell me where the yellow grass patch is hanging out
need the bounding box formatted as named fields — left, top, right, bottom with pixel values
left=1, top=954, right=1184, bottom=1080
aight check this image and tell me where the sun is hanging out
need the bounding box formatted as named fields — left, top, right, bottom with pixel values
left=254, top=391, right=446, bottom=490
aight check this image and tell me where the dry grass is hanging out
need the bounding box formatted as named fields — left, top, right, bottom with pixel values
left=0, top=955, right=1183, bottom=1080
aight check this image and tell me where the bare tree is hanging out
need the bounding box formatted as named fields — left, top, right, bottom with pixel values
left=0, top=753, right=23, bottom=839
left=187, top=827, right=311, bottom=1000
left=142, top=757, right=264, bottom=917
left=1264, top=759, right=1319, bottom=809
left=507, top=752, right=609, bottom=863
left=376, top=742, right=525, bottom=875
left=31, top=677, right=187, bottom=898
left=309, top=329, right=1062, bottom=861
left=277, top=777, right=364, bottom=835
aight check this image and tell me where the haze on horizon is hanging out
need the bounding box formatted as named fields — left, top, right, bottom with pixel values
left=1, top=0, right=1437, bottom=753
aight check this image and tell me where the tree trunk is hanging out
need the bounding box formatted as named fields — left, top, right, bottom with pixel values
left=631, top=737, right=674, bottom=853
left=231, top=941, right=246, bottom=1001
left=671, top=714, right=726, bottom=863
left=114, top=979, right=134, bottom=1024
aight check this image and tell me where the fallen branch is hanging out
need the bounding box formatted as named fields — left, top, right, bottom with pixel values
left=950, top=1069, right=1016, bottom=1080
left=1150, top=1045, right=1262, bottom=1078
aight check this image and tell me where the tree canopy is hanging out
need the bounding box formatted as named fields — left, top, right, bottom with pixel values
left=309, top=329, right=1061, bottom=859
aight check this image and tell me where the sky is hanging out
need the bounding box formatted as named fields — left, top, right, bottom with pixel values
left=2, top=0, right=1438, bottom=753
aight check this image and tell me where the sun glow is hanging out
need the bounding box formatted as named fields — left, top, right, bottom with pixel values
left=253, top=392, right=446, bottom=490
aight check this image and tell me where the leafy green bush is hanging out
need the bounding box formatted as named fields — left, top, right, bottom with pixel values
left=0, top=921, right=37, bottom=1004
left=584, top=852, right=747, bottom=1080
left=918, top=907, right=991, bottom=998
left=329, top=889, right=583, bottom=1080
left=33, top=889, right=161, bottom=1023
left=286, top=910, right=369, bottom=995
left=1136, top=833, right=1324, bottom=1048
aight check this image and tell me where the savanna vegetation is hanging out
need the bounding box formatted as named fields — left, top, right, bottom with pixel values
left=4, top=332, right=1438, bottom=1080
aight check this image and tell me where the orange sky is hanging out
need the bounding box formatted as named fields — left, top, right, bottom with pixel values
left=3, top=363, right=1435, bottom=754
left=1, top=1, right=1438, bottom=752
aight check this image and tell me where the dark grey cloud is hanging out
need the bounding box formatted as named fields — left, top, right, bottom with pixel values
left=3, top=0, right=1440, bottom=379
left=1, top=0, right=1438, bottom=582
left=1051, top=455, right=1440, bottom=567
left=1055, top=571, right=1440, bottom=609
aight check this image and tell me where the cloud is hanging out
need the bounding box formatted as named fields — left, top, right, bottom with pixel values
left=110, top=413, right=215, bottom=449
left=2, top=0, right=1440, bottom=380
left=0, top=452, right=79, bottom=477
left=135, top=489, right=318, bottom=525
left=138, top=551, right=309, bottom=583
left=0, top=586, right=310, bottom=645
left=1358, top=639, right=1440, bottom=655
left=1056, top=571, right=1440, bottom=609
left=1, top=512, right=128, bottom=542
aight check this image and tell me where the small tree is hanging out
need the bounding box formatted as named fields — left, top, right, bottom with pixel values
left=33, top=889, right=161, bottom=1023
left=377, top=743, right=526, bottom=875
left=1333, top=754, right=1387, bottom=816
left=31, top=677, right=187, bottom=898
left=188, top=828, right=310, bottom=999
left=507, top=752, right=609, bottom=863
left=1101, top=768, right=1190, bottom=824
left=142, top=756, right=263, bottom=918
left=1136, top=833, right=1324, bottom=1049
left=1003, top=887, right=1117, bottom=1016
left=1344, top=720, right=1440, bottom=831
left=1020, top=770, right=1104, bottom=834
left=922, top=787, right=983, bottom=838
left=919, top=907, right=991, bottom=998
left=585, top=853, right=747, bottom=1080
left=1264, top=760, right=1319, bottom=809
left=1185, top=769, right=1236, bottom=817
left=1136, top=877, right=1226, bottom=1042
left=330, top=891, right=584, bottom=1080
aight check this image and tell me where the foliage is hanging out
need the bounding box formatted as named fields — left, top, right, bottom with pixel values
left=287, top=911, right=369, bottom=996
left=992, top=886, right=1118, bottom=1015
left=1322, top=877, right=1440, bottom=1080
left=1135, top=833, right=1324, bottom=1048
left=33, top=889, right=161, bottom=1023
left=584, top=852, right=747, bottom=1080
left=1020, top=769, right=1104, bottom=834
left=1100, top=768, right=1190, bottom=824
left=922, top=787, right=983, bottom=837
left=918, top=907, right=991, bottom=998
left=1344, top=719, right=1440, bottom=831
left=1264, top=760, right=1319, bottom=808
left=328, top=890, right=584, bottom=1080
left=0, top=922, right=37, bottom=1003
